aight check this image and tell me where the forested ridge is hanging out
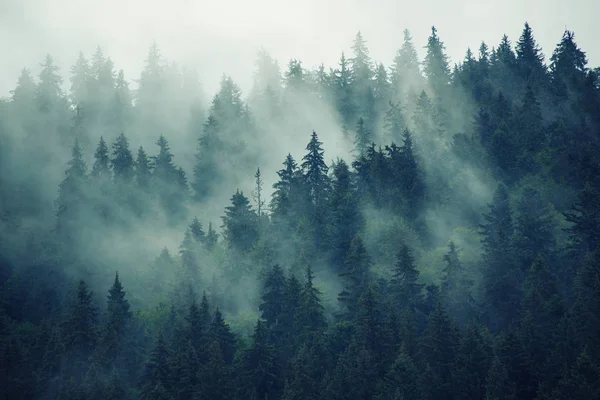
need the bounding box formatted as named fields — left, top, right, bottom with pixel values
left=1, top=22, right=600, bottom=399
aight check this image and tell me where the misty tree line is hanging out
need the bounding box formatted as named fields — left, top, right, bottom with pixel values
left=1, top=21, right=600, bottom=399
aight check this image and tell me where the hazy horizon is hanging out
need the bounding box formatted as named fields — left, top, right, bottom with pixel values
left=1, top=0, right=597, bottom=99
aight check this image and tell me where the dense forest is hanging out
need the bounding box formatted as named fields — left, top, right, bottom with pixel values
left=1, top=21, right=600, bottom=399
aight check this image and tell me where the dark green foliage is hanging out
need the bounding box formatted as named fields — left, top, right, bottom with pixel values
left=135, top=146, right=151, bottom=190
left=338, top=236, right=371, bottom=318
left=3, top=23, right=600, bottom=400
left=221, top=190, right=259, bottom=253
left=440, top=242, right=475, bottom=324
left=328, top=159, right=363, bottom=272
left=64, top=280, right=98, bottom=355
left=91, top=137, right=110, bottom=179
left=111, top=133, right=134, bottom=184
left=390, top=242, right=423, bottom=311
left=424, top=26, right=451, bottom=96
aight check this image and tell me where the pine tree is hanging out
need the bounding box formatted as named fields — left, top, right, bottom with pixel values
left=205, top=222, right=219, bottom=250
left=240, top=319, right=282, bottom=400
left=252, top=167, right=265, bottom=218
left=391, top=29, right=422, bottom=97
left=135, top=146, right=152, bottom=190
left=36, top=54, right=68, bottom=114
left=515, top=22, right=547, bottom=87
left=111, top=133, right=134, bottom=184
left=101, top=272, right=132, bottom=365
left=513, top=187, right=556, bottom=271
left=70, top=51, right=90, bottom=106
left=550, top=30, right=588, bottom=97
left=383, top=101, right=405, bottom=143
left=440, top=242, right=474, bottom=321
left=189, top=217, right=205, bottom=243
left=259, top=264, right=287, bottom=328
left=271, top=153, right=299, bottom=220
left=424, top=26, right=451, bottom=97
left=139, top=331, right=171, bottom=399
left=198, top=341, right=231, bottom=400
left=353, top=117, right=371, bottom=159
left=338, top=235, right=371, bottom=318
left=56, top=139, right=88, bottom=239
left=328, top=159, right=363, bottom=274
left=282, top=343, right=325, bottom=400
left=485, top=355, right=516, bottom=400
left=376, top=345, right=421, bottom=400
left=350, top=31, right=373, bottom=89
left=64, top=280, right=98, bottom=355
left=481, top=184, right=522, bottom=331
left=454, top=325, right=492, bottom=400
left=209, top=308, right=237, bottom=364
left=420, top=302, right=460, bottom=400
left=573, top=248, right=600, bottom=361
left=111, top=69, right=132, bottom=134
left=297, top=265, right=327, bottom=343
left=390, top=242, right=424, bottom=311
left=333, top=52, right=356, bottom=128
left=301, top=131, right=330, bottom=207
left=91, top=136, right=111, bottom=180
left=221, top=190, right=259, bottom=253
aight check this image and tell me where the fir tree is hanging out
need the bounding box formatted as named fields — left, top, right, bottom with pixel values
left=221, top=190, right=259, bottom=253
left=91, top=136, right=110, bottom=180
left=111, top=133, right=134, bottom=184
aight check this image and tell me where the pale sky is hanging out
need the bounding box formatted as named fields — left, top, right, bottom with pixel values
left=0, top=0, right=596, bottom=99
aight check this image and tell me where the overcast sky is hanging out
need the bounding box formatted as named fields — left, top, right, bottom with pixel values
left=0, top=0, right=596, bottom=99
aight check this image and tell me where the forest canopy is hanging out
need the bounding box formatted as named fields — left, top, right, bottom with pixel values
left=1, top=23, right=600, bottom=399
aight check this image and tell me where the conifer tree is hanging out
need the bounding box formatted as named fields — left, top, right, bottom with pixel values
left=198, top=341, right=232, bottom=400
left=139, top=331, right=171, bottom=399
left=515, top=22, right=547, bottom=87
left=390, top=242, right=424, bottom=311
left=101, top=272, right=132, bottom=366
left=328, top=159, right=362, bottom=274
left=70, top=51, right=90, bottom=107
left=111, top=133, right=134, bottom=184
left=259, top=264, right=287, bottom=328
left=271, top=153, right=300, bottom=220
left=205, top=222, right=219, bottom=250
left=297, top=265, right=327, bottom=343
left=56, top=139, right=88, bottom=239
left=353, top=117, right=371, bottom=159
left=64, top=280, right=98, bottom=355
left=221, top=190, right=259, bottom=253
left=135, top=146, right=152, bottom=190
left=91, top=136, right=110, bottom=180
left=333, top=52, right=355, bottom=128
left=338, top=235, right=371, bottom=318
left=440, top=241, right=475, bottom=324
left=189, top=217, right=205, bottom=243
left=424, top=26, right=451, bottom=97
left=209, top=308, right=237, bottom=364
left=391, top=29, right=422, bottom=97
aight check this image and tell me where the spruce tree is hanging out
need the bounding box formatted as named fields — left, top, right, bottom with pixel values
left=91, top=136, right=110, bottom=180
left=221, top=190, right=259, bottom=253
left=111, top=133, right=134, bottom=184
left=338, top=235, right=371, bottom=318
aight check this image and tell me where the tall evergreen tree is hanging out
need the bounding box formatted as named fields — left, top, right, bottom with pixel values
left=424, top=26, right=451, bottom=97
left=390, top=242, right=424, bottom=311
left=338, top=235, right=371, bottom=318
left=111, top=133, right=134, bottom=184
left=221, top=190, right=259, bottom=253
left=515, top=22, right=547, bottom=88
left=391, top=29, right=422, bottom=97
left=91, top=136, right=111, bottom=180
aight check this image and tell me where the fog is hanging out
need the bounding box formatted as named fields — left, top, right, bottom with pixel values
left=2, top=0, right=598, bottom=98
